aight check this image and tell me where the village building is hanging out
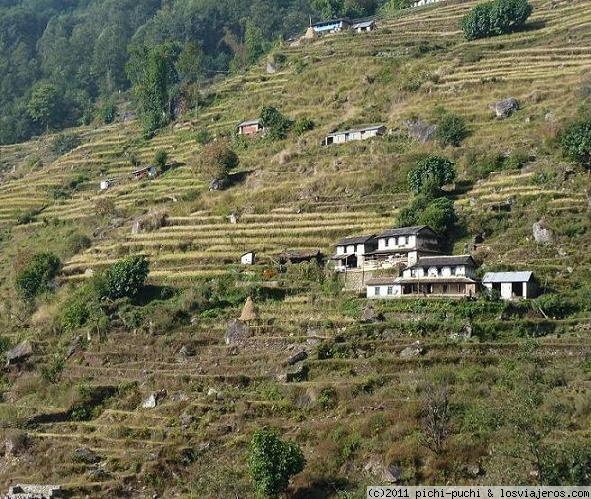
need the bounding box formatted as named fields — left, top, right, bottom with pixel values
left=99, top=179, right=115, bottom=190
left=279, top=250, right=324, bottom=266
left=240, top=251, right=256, bottom=265
left=132, top=165, right=157, bottom=180
left=332, top=235, right=378, bottom=271
left=312, top=18, right=351, bottom=34
left=323, top=124, right=386, bottom=146
left=482, top=271, right=538, bottom=300
left=332, top=226, right=440, bottom=273
left=238, top=119, right=264, bottom=136
left=366, top=255, right=478, bottom=299
left=352, top=19, right=377, bottom=32
left=413, top=0, right=445, bottom=6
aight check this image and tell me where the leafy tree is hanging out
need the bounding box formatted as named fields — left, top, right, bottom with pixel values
left=381, top=0, right=412, bottom=12
left=105, top=255, right=149, bottom=300
left=197, top=140, right=239, bottom=183
left=27, top=81, right=61, bottom=131
left=15, top=252, right=62, bottom=300
left=436, top=113, right=468, bottom=147
left=154, top=149, right=168, bottom=170
left=176, top=41, right=204, bottom=83
left=462, top=0, right=532, bottom=40
left=408, top=156, right=456, bottom=194
left=418, top=197, right=456, bottom=235
left=245, top=21, right=266, bottom=65
left=260, top=106, right=292, bottom=140
left=560, top=117, right=591, bottom=169
left=248, top=429, right=305, bottom=498
left=397, top=194, right=431, bottom=227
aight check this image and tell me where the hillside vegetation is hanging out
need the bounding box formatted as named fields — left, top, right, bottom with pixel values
left=0, top=0, right=590, bottom=497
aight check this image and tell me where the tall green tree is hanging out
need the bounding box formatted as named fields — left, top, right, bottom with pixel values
left=27, top=81, right=61, bottom=131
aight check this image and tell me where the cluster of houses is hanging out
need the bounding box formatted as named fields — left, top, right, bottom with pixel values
left=331, top=225, right=539, bottom=301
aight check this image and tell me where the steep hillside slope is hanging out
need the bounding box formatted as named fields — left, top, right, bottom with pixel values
left=0, top=0, right=590, bottom=497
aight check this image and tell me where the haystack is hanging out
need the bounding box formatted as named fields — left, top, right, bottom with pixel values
left=239, top=296, right=258, bottom=323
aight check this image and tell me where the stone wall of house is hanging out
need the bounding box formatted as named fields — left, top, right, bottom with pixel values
left=5, top=484, right=62, bottom=499
left=339, top=270, right=377, bottom=291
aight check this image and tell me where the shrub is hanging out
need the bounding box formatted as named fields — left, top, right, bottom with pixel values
left=462, top=0, right=533, bottom=40
left=94, top=198, right=116, bottom=218
left=293, top=117, right=315, bottom=136
left=418, top=197, right=456, bottom=236
left=197, top=140, right=239, bottom=183
left=560, top=117, right=591, bottom=169
left=195, top=129, right=211, bottom=145
left=260, top=106, right=292, bottom=140
left=248, top=429, right=305, bottom=498
left=51, top=133, right=81, bottom=155
left=534, top=294, right=576, bottom=319
left=98, top=100, right=117, bottom=124
left=154, top=149, right=168, bottom=170
left=65, top=233, right=91, bottom=255
left=105, top=255, right=149, bottom=299
left=408, top=156, right=456, bottom=194
left=15, top=252, right=61, bottom=300
left=436, top=113, right=468, bottom=147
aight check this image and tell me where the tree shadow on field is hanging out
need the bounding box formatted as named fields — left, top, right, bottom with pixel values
left=290, top=477, right=355, bottom=499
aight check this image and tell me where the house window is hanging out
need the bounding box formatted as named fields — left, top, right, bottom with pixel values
left=387, top=286, right=393, bottom=295
left=399, top=236, right=406, bottom=246
left=374, top=287, right=381, bottom=296
left=388, top=238, right=395, bottom=247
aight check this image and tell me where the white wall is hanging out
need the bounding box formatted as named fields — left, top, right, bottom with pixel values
left=367, top=284, right=401, bottom=299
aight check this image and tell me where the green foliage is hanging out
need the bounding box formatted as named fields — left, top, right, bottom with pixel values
left=154, top=149, right=168, bottom=170
left=27, top=82, right=61, bottom=130
left=539, top=442, right=591, bottom=485
left=534, top=294, right=576, bottom=319
left=381, top=0, right=412, bottom=13
left=40, top=354, right=65, bottom=384
left=105, top=255, right=149, bottom=300
left=197, top=140, right=239, bottom=181
left=51, top=133, right=81, bottom=155
left=248, top=429, right=305, bottom=498
left=260, top=106, right=292, bottom=140
left=15, top=252, right=61, bottom=300
left=462, top=0, right=533, bottom=40
left=436, top=113, right=468, bottom=147
left=560, top=117, right=591, bottom=169
left=408, top=156, right=456, bottom=195
left=318, top=386, right=338, bottom=409
left=97, top=100, right=117, bottom=124
left=418, top=197, right=456, bottom=235
left=293, top=117, right=315, bottom=136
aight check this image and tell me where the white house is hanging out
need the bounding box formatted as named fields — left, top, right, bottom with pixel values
left=413, top=0, right=445, bottom=7
left=312, top=18, right=351, bottom=35
left=100, top=179, right=114, bottom=190
left=352, top=20, right=376, bottom=33
left=332, top=235, right=377, bottom=271
left=367, top=226, right=441, bottom=268
left=323, top=125, right=386, bottom=146
left=240, top=251, right=256, bottom=265
left=482, top=272, right=538, bottom=300
left=367, top=255, right=478, bottom=299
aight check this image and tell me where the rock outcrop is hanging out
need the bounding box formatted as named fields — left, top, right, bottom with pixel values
left=490, top=98, right=519, bottom=119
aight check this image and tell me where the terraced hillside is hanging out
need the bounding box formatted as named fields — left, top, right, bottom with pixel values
left=0, top=0, right=590, bottom=497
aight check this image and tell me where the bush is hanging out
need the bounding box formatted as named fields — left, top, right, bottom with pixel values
left=197, top=140, right=239, bottom=183
left=408, top=156, right=456, bottom=194
left=560, top=117, right=591, bottom=169
left=260, top=106, right=292, bottom=140
left=534, top=294, right=576, bottom=319
left=293, top=117, right=315, bottom=136
left=154, top=149, right=168, bottom=170
left=105, top=255, right=149, bottom=299
left=195, top=129, right=211, bottom=145
left=15, top=252, right=61, bottom=300
left=51, top=133, right=81, bottom=155
left=98, top=100, right=117, bottom=124
left=462, top=0, right=533, bottom=40
left=436, top=113, right=468, bottom=147
left=418, top=197, right=456, bottom=236
left=248, top=429, right=305, bottom=498
left=94, top=198, right=116, bottom=218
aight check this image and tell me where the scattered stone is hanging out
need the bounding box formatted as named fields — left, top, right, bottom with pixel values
left=180, top=413, right=194, bottom=430
left=544, top=112, right=555, bottom=122
left=283, top=363, right=309, bottom=383
left=6, top=484, right=63, bottom=499
left=557, top=247, right=567, bottom=257
left=465, top=463, right=482, bottom=477
left=209, top=178, right=224, bottom=191
left=266, top=60, right=277, bottom=74
left=87, top=467, right=111, bottom=481
left=142, top=390, right=167, bottom=409
left=73, top=447, right=101, bottom=465
left=287, top=350, right=308, bottom=366
left=5, top=341, right=33, bottom=367
left=176, top=345, right=194, bottom=362
left=533, top=219, right=554, bottom=244
left=404, top=118, right=437, bottom=143
left=361, top=304, right=385, bottom=323
left=225, top=320, right=251, bottom=346
left=227, top=213, right=239, bottom=224
left=131, top=210, right=168, bottom=235
left=364, top=458, right=403, bottom=483
left=400, top=341, right=423, bottom=358
left=490, top=98, right=519, bottom=119
left=65, top=336, right=83, bottom=360
left=207, top=388, right=224, bottom=400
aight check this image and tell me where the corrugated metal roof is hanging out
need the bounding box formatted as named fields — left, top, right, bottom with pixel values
left=352, top=20, right=376, bottom=29
left=482, top=272, right=533, bottom=283
left=238, top=119, right=261, bottom=127
left=326, top=124, right=386, bottom=138
left=336, top=234, right=376, bottom=245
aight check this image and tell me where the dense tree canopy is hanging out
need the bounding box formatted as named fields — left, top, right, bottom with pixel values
left=0, top=0, right=386, bottom=145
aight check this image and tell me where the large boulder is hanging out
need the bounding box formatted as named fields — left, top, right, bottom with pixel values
left=5, top=341, right=33, bottom=367
left=361, top=304, right=385, bottom=323
left=533, top=219, right=554, bottom=244
left=490, top=98, right=519, bottom=119
left=364, top=457, right=403, bottom=483
left=73, top=447, right=102, bottom=464
left=404, top=118, right=437, bottom=143
left=225, top=320, right=252, bottom=346
left=142, top=390, right=167, bottom=409
left=287, top=350, right=308, bottom=366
